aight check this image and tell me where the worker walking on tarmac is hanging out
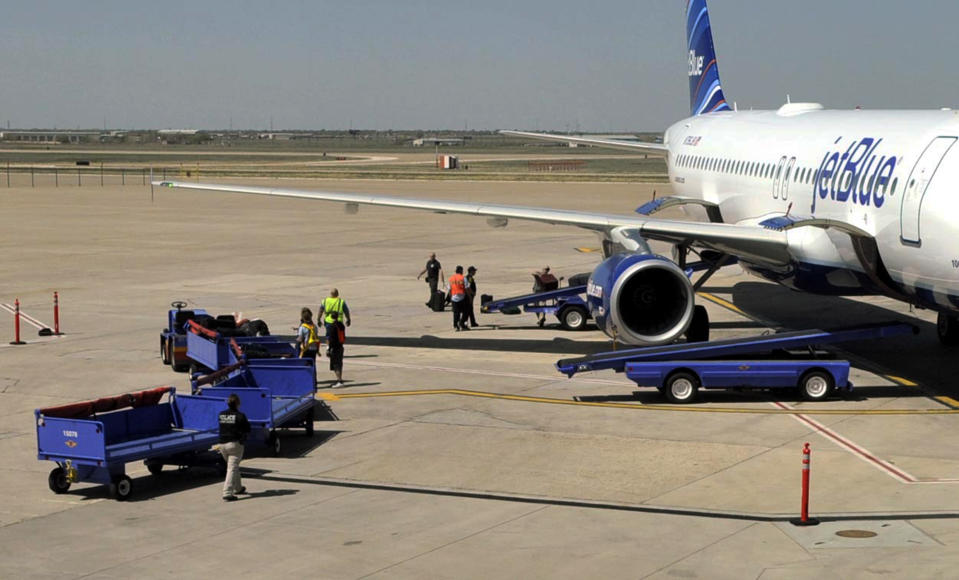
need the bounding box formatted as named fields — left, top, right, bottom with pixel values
left=532, top=266, right=559, bottom=327
left=318, top=288, right=351, bottom=337
left=449, top=265, right=471, bottom=331
left=464, top=265, right=479, bottom=328
left=218, top=393, right=251, bottom=502
left=327, top=311, right=347, bottom=387
left=295, top=307, right=321, bottom=362
left=417, top=253, right=444, bottom=307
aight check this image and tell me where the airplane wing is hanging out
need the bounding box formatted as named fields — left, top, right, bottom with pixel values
left=157, top=181, right=790, bottom=267
left=500, top=130, right=668, bottom=154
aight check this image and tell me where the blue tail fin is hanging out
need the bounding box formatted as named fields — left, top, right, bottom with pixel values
left=687, top=0, right=730, bottom=115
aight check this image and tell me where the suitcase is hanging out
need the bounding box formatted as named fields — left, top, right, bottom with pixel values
left=430, top=290, right=446, bottom=312
left=480, top=293, right=493, bottom=305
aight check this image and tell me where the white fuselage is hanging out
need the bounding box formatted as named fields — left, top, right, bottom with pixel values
left=664, top=104, right=959, bottom=311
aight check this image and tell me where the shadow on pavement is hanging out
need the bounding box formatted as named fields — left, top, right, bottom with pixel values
left=348, top=334, right=611, bottom=355
left=237, top=488, right=298, bottom=501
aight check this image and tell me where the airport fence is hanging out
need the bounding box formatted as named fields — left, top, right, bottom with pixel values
left=0, top=164, right=207, bottom=188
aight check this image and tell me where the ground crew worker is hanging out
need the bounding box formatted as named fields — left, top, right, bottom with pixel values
left=295, top=307, right=320, bottom=362
left=327, top=311, right=346, bottom=387
left=218, top=393, right=251, bottom=502
left=465, top=265, right=479, bottom=328
left=449, top=265, right=470, bottom=331
left=417, top=253, right=444, bottom=307
left=318, top=288, right=351, bottom=335
left=532, top=266, right=558, bottom=327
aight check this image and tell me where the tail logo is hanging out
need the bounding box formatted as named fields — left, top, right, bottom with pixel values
left=688, top=51, right=704, bottom=76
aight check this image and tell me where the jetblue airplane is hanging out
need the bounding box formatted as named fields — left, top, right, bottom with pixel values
left=160, top=0, right=959, bottom=347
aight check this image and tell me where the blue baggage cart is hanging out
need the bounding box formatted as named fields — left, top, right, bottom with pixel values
left=556, top=322, right=917, bottom=403
left=194, top=360, right=319, bottom=456
left=34, top=386, right=271, bottom=500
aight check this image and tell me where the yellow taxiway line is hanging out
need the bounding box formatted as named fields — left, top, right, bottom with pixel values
left=318, top=388, right=959, bottom=415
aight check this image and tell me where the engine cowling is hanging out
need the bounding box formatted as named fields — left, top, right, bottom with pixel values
left=587, top=253, right=695, bottom=345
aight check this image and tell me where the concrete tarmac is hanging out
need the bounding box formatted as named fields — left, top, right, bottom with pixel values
left=2, top=178, right=959, bottom=578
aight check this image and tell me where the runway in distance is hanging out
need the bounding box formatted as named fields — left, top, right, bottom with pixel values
left=160, top=0, right=959, bottom=347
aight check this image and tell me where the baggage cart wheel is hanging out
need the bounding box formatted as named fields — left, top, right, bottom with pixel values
left=305, top=408, right=315, bottom=437
left=170, top=339, right=189, bottom=372
left=665, top=371, right=700, bottom=404
left=146, top=461, right=163, bottom=476
left=110, top=475, right=133, bottom=501
left=799, top=370, right=833, bottom=402
left=48, top=467, right=71, bottom=494
left=267, top=431, right=281, bottom=456
left=559, top=306, right=588, bottom=331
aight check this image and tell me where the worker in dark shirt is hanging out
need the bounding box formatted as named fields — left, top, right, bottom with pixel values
left=417, top=252, right=444, bottom=307
left=465, top=265, right=479, bottom=327
left=218, top=393, right=251, bottom=501
left=327, top=311, right=346, bottom=387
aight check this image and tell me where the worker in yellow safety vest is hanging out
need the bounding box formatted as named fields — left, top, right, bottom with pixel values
left=296, top=307, right=321, bottom=361
left=318, top=288, right=351, bottom=333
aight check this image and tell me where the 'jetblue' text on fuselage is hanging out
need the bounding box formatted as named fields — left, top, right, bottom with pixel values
left=811, top=136, right=897, bottom=213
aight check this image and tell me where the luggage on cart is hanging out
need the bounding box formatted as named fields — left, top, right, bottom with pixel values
left=431, top=290, right=446, bottom=312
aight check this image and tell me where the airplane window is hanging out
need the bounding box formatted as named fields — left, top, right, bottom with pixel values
left=868, top=175, right=875, bottom=191
left=891, top=178, right=899, bottom=195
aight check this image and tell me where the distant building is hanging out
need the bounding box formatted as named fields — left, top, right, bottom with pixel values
left=0, top=130, right=99, bottom=143
left=413, top=137, right=464, bottom=147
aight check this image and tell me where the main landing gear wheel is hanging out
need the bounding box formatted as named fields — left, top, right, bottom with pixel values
left=48, top=467, right=71, bottom=494
left=559, top=306, right=588, bottom=331
left=685, top=305, right=710, bottom=343
left=937, top=313, right=959, bottom=346
left=665, top=371, right=700, bottom=404
left=110, top=475, right=133, bottom=501
left=799, top=370, right=834, bottom=402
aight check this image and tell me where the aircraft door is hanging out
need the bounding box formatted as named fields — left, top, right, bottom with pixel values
left=781, top=157, right=796, bottom=201
left=771, top=156, right=787, bottom=199
left=900, top=136, right=956, bottom=244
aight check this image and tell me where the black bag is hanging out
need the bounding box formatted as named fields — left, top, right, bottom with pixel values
left=480, top=294, right=493, bottom=305
left=431, top=290, right=446, bottom=312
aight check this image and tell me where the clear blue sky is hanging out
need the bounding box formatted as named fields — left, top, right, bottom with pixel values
left=2, top=1, right=957, bottom=131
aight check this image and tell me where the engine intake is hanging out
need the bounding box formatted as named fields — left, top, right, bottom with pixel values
left=587, top=253, right=694, bottom=345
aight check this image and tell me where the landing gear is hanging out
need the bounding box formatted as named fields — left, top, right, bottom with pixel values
left=686, top=305, right=709, bottom=342
left=937, top=313, right=959, bottom=346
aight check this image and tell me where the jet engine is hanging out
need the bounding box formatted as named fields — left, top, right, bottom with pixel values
left=587, top=253, right=695, bottom=345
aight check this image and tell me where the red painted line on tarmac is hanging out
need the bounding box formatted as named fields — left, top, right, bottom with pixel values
left=774, top=402, right=959, bottom=484
left=774, top=401, right=917, bottom=483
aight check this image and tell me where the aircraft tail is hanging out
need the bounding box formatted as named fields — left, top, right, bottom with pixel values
left=687, top=0, right=730, bottom=115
